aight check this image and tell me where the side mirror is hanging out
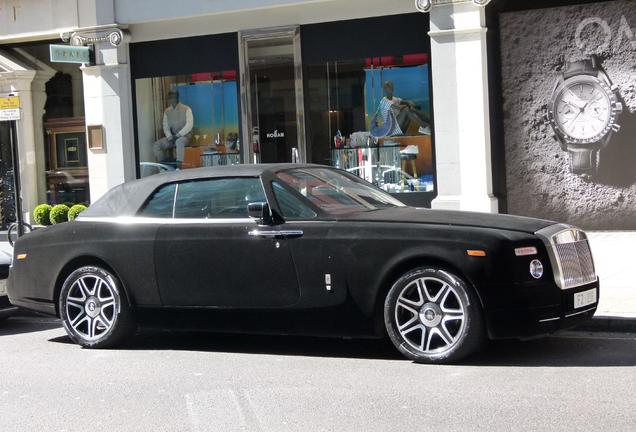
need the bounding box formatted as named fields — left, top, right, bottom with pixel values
left=247, top=202, right=273, bottom=225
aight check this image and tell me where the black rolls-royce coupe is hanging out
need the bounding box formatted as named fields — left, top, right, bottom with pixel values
left=7, top=164, right=599, bottom=363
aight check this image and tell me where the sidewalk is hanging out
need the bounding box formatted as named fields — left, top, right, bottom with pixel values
left=582, top=232, right=636, bottom=332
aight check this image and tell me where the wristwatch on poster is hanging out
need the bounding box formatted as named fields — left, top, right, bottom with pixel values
left=546, top=57, right=623, bottom=176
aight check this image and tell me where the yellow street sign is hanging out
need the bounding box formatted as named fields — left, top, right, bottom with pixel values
left=0, top=96, right=20, bottom=109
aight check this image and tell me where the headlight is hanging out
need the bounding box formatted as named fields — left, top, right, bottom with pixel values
left=529, top=259, right=544, bottom=279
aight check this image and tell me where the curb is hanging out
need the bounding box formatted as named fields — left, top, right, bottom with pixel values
left=574, top=316, right=636, bottom=333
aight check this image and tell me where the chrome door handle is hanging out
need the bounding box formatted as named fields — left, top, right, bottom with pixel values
left=280, top=230, right=303, bottom=239
left=248, top=229, right=303, bottom=239
left=249, top=230, right=283, bottom=239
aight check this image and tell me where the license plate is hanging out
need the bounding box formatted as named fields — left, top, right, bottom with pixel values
left=0, top=279, right=6, bottom=296
left=574, top=288, right=597, bottom=309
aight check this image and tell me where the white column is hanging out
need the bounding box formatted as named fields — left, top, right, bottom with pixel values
left=31, top=72, right=55, bottom=204
left=429, top=1, right=498, bottom=213
left=81, top=39, right=136, bottom=202
left=0, top=71, right=39, bottom=223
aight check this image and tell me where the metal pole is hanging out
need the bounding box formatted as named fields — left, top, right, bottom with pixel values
left=9, top=120, right=23, bottom=237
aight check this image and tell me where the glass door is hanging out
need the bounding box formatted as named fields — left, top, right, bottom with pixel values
left=239, top=26, right=306, bottom=164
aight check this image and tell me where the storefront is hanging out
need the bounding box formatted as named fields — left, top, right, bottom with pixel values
left=9, top=0, right=629, bottom=231
left=130, top=13, right=436, bottom=206
left=0, top=44, right=88, bottom=227
left=487, top=0, right=636, bottom=229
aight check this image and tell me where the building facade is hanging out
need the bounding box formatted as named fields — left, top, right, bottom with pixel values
left=0, top=0, right=632, bottom=230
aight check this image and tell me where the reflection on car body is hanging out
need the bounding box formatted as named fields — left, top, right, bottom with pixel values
left=7, top=164, right=599, bottom=363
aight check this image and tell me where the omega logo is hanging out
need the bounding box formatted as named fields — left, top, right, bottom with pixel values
left=575, top=15, right=636, bottom=54
left=266, top=130, right=285, bottom=139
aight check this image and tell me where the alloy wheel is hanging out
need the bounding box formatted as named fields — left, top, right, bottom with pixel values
left=394, top=276, right=466, bottom=354
left=64, top=274, right=119, bottom=341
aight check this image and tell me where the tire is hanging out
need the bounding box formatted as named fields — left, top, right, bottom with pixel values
left=59, top=266, right=136, bottom=348
left=384, top=267, right=485, bottom=364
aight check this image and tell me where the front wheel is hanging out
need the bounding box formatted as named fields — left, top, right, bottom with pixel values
left=59, top=266, right=136, bottom=348
left=384, top=267, right=485, bottom=364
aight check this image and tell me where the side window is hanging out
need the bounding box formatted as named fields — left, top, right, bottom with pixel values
left=138, top=183, right=176, bottom=218
left=272, top=181, right=317, bottom=220
left=174, top=178, right=266, bottom=219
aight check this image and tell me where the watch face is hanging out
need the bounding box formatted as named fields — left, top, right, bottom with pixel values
left=551, top=75, right=617, bottom=144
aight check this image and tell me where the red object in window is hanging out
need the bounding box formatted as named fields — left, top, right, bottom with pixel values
left=222, top=70, right=237, bottom=81
left=191, top=72, right=213, bottom=82
left=403, top=53, right=428, bottom=65
left=380, top=56, right=395, bottom=67
left=366, top=57, right=382, bottom=68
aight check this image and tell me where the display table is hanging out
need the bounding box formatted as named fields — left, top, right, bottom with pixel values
left=331, top=145, right=401, bottom=184
left=331, top=135, right=433, bottom=192
left=200, top=152, right=241, bottom=167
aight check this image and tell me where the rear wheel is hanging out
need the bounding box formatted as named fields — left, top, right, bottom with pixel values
left=384, top=267, right=485, bottom=364
left=59, top=266, right=136, bottom=348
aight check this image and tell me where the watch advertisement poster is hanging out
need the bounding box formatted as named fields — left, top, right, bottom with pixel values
left=500, top=0, right=636, bottom=229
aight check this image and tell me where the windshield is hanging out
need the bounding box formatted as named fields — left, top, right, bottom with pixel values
left=276, top=167, right=405, bottom=215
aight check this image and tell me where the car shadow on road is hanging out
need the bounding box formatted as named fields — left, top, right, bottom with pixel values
left=463, top=333, right=636, bottom=367
left=0, top=316, right=62, bottom=336
left=51, top=329, right=405, bottom=360
left=48, top=329, right=636, bottom=366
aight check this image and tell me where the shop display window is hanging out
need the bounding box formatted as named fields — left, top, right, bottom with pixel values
left=134, top=71, right=240, bottom=177
left=306, top=54, right=434, bottom=193
left=44, top=117, right=90, bottom=206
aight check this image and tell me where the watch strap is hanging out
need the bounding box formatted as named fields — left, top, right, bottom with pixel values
left=563, top=58, right=597, bottom=79
left=568, top=148, right=598, bottom=175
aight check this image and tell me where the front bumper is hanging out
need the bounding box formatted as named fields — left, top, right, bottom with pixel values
left=6, top=269, right=58, bottom=317
left=485, top=280, right=599, bottom=340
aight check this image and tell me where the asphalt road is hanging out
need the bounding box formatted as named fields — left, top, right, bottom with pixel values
left=1, top=316, right=635, bottom=432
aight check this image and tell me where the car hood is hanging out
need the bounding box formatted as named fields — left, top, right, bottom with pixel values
left=339, top=207, right=556, bottom=234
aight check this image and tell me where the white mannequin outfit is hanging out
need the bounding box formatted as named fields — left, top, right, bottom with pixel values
left=152, top=102, right=194, bottom=163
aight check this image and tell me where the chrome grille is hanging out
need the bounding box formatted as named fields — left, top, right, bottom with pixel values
left=554, top=238, right=596, bottom=289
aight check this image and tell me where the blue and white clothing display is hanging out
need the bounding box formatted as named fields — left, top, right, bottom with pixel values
left=379, top=97, right=403, bottom=136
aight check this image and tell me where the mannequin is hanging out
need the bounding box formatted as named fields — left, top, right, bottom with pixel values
left=380, top=81, right=431, bottom=136
left=152, top=90, right=194, bottom=167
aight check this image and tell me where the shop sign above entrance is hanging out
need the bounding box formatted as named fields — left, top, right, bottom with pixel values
left=49, top=44, right=90, bottom=64
left=0, top=95, right=21, bottom=121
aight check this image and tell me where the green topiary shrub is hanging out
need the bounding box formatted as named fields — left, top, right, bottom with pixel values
left=49, top=204, right=70, bottom=224
left=68, top=204, right=87, bottom=221
left=33, top=204, right=52, bottom=226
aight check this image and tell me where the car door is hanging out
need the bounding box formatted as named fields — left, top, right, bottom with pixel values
left=153, top=177, right=300, bottom=308
left=268, top=181, right=347, bottom=308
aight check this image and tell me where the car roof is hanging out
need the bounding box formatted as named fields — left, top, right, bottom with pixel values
left=80, top=163, right=325, bottom=218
